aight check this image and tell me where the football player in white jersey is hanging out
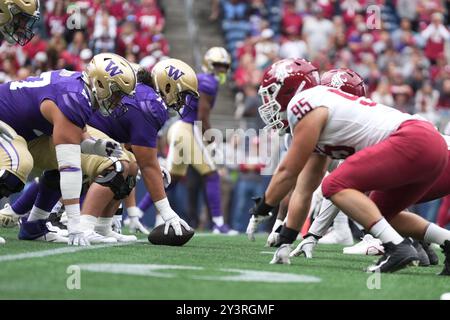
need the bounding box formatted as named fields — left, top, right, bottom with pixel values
left=286, top=68, right=450, bottom=274
left=250, top=58, right=450, bottom=273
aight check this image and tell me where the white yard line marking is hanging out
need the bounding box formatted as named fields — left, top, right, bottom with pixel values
left=260, top=251, right=275, bottom=255
left=0, top=242, right=132, bottom=263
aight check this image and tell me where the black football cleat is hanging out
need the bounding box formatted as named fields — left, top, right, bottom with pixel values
left=367, top=239, right=419, bottom=273
left=411, top=239, right=430, bottom=267
left=419, top=240, right=439, bottom=266
left=47, top=212, right=67, bottom=230
left=439, top=240, right=450, bottom=276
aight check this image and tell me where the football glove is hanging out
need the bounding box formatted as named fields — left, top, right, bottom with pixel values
left=290, top=233, right=319, bottom=258
left=270, top=243, right=292, bottom=264
left=112, top=215, right=122, bottom=234
left=81, top=138, right=123, bottom=158
left=126, top=206, right=149, bottom=235
left=265, top=218, right=283, bottom=247
left=68, top=230, right=90, bottom=246
left=155, top=198, right=192, bottom=236
left=246, top=196, right=274, bottom=241
left=160, top=165, right=171, bottom=189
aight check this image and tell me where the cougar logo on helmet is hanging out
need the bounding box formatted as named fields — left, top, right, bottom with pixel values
left=321, top=68, right=366, bottom=97
left=330, top=72, right=348, bottom=89
left=273, top=60, right=294, bottom=83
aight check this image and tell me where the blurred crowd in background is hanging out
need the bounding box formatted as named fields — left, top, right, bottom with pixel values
left=215, top=0, right=450, bottom=231
left=0, top=0, right=168, bottom=83
left=0, top=0, right=449, bottom=232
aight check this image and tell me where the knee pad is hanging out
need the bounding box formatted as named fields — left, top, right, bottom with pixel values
left=40, top=170, right=61, bottom=191
left=0, top=169, right=25, bottom=198
left=94, top=161, right=135, bottom=200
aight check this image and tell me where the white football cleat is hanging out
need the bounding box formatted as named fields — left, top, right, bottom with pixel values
left=101, top=230, right=137, bottom=243
left=343, top=234, right=384, bottom=255
left=0, top=236, right=5, bottom=244
left=84, top=230, right=117, bottom=244
left=270, top=244, right=292, bottom=264
left=46, top=222, right=69, bottom=237
left=318, top=227, right=354, bottom=245
left=60, top=211, right=68, bottom=226
left=18, top=217, right=68, bottom=243
left=0, top=204, right=20, bottom=228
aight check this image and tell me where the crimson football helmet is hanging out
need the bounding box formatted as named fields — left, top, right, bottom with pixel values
left=258, top=58, right=319, bottom=133
left=320, top=68, right=366, bottom=97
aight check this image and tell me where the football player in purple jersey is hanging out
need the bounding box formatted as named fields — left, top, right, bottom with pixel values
left=136, top=47, right=238, bottom=234
left=0, top=53, right=137, bottom=245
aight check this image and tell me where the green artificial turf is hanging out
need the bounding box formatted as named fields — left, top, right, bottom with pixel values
left=0, top=228, right=449, bottom=300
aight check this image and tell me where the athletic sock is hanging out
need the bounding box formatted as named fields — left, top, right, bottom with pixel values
left=212, top=216, right=224, bottom=226
left=11, top=181, right=39, bottom=215
left=95, top=217, right=113, bottom=235
left=204, top=172, right=223, bottom=218
left=424, top=223, right=450, bottom=245
left=27, top=205, right=50, bottom=222
left=369, top=218, right=403, bottom=245
left=79, top=214, right=97, bottom=231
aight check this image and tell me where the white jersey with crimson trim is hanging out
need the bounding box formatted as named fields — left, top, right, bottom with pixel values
left=286, top=85, right=421, bottom=159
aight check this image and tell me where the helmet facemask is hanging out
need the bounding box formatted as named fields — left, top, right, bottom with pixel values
left=1, top=4, right=39, bottom=46
left=94, top=80, right=128, bottom=118
left=212, top=62, right=230, bottom=85
left=258, top=82, right=284, bottom=132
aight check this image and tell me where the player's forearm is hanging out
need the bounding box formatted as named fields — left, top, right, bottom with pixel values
left=285, top=190, right=312, bottom=231
left=55, top=144, right=82, bottom=230
left=141, top=164, right=166, bottom=202
left=264, top=168, right=298, bottom=207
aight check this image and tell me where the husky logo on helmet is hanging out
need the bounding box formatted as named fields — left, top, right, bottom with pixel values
left=82, top=53, right=137, bottom=117
left=166, top=65, right=185, bottom=81
left=330, top=71, right=348, bottom=89
left=105, top=60, right=124, bottom=77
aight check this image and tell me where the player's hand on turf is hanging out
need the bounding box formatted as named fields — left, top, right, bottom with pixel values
left=246, top=214, right=271, bottom=241
left=68, top=230, right=90, bottom=246
left=0, top=122, right=13, bottom=143
left=112, top=215, right=122, bottom=234
left=266, top=230, right=280, bottom=247
left=246, top=196, right=273, bottom=241
left=164, top=215, right=192, bottom=236
left=128, top=216, right=149, bottom=235
left=290, top=234, right=318, bottom=258
left=270, top=243, right=292, bottom=265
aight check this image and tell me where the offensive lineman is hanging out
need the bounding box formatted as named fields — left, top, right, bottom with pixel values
left=0, top=53, right=137, bottom=245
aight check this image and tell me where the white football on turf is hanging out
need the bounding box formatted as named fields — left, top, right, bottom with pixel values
left=0, top=236, right=5, bottom=244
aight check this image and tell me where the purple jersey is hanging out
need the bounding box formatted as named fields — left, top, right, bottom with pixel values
left=0, top=70, right=93, bottom=141
left=88, top=83, right=168, bottom=148
left=181, top=73, right=219, bottom=124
